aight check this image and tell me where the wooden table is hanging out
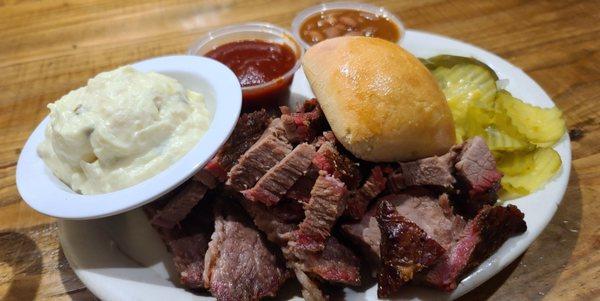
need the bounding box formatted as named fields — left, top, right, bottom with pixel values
left=1, top=0, right=598, bottom=300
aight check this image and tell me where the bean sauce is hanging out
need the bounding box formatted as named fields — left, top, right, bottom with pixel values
left=300, top=9, right=401, bottom=46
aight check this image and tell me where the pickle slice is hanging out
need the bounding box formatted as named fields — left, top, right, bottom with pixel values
left=501, top=148, right=562, bottom=197
left=496, top=91, right=566, bottom=147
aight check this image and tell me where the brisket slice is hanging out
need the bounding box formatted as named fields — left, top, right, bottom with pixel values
left=281, top=98, right=325, bottom=144
left=341, top=191, right=465, bottom=270
left=203, top=201, right=289, bottom=301
left=344, top=166, right=388, bottom=220
left=288, top=172, right=348, bottom=253
left=227, top=118, right=293, bottom=191
left=399, top=150, right=457, bottom=188
left=312, top=141, right=361, bottom=190
left=453, top=136, right=503, bottom=216
left=290, top=236, right=361, bottom=286
left=169, top=234, right=209, bottom=288
left=151, top=180, right=208, bottom=229
left=424, top=204, right=526, bottom=291
left=145, top=193, right=214, bottom=289
left=381, top=190, right=466, bottom=250
left=242, top=143, right=316, bottom=206
left=341, top=205, right=381, bottom=266
left=241, top=199, right=300, bottom=246
left=377, top=201, right=446, bottom=298
left=199, top=109, right=271, bottom=184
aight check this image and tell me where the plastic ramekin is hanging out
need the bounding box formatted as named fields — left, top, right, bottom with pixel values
left=188, top=22, right=304, bottom=108
left=291, top=2, right=405, bottom=49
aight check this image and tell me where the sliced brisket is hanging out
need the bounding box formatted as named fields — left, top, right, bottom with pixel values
left=242, top=143, right=316, bottom=206
left=200, top=109, right=271, bottom=183
left=312, top=141, right=361, bottom=190
left=453, top=136, right=503, bottom=216
left=169, top=234, right=209, bottom=288
left=342, top=190, right=465, bottom=264
left=377, top=201, right=446, bottom=298
left=241, top=199, right=299, bottom=246
left=203, top=201, right=289, bottom=301
left=399, top=150, right=457, bottom=188
left=341, top=205, right=381, bottom=265
left=300, top=237, right=361, bottom=286
left=227, top=118, right=293, bottom=191
left=281, top=98, right=325, bottom=144
left=150, top=180, right=208, bottom=229
left=288, top=171, right=348, bottom=253
left=381, top=190, right=465, bottom=250
left=424, top=204, right=526, bottom=291
left=344, top=166, right=388, bottom=220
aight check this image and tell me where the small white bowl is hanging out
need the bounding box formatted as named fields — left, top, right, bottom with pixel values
left=16, top=55, right=242, bottom=219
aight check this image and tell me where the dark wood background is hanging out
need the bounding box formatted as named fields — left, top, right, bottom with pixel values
left=0, top=0, right=598, bottom=300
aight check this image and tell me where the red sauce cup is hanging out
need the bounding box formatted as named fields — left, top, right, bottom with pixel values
left=189, top=23, right=304, bottom=109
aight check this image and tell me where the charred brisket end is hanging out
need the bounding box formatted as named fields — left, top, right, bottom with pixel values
left=453, top=136, right=503, bottom=217
left=400, top=150, right=457, bottom=188
left=312, top=141, right=361, bottom=190
left=227, top=118, right=293, bottom=191
left=377, top=201, right=446, bottom=298
left=242, top=143, right=316, bottom=206
left=289, top=171, right=348, bottom=253
left=169, top=234, right=209, bottom=288
left=281, top=98, right=325, bottom=144
left=344, top=166, right=388, bottom=220
left=201, top=109, right=272, bottom=183
left=382, top=190, right=466, bottom=251
left=151, top=180, right=208, bottom=229
left=203, top=201, right=289, bottom=301
left=424, top=204, right=526, bottom=292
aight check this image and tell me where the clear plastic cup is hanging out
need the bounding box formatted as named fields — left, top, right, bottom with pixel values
left=188, top=22, right=304, bottom=108
left=291, top=2, right=405, bottom=49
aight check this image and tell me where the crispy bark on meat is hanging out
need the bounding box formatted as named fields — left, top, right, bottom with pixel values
left=341, top=190, right=465, bottom=271
left=198, top=109, right=271, bottom=184
left=424, top=204, right=526, bottom=291
left=377, top=201, right=446, bottom=298
left=242, top=143, right=316, bottom=206
left=227, top=118, right=293, bottom=191
left=381, top=190, right=466, bottom=251
left=344, top=166, right=388, bottom=220
left=150, top=180, right=208, bottom=229
left=203, top=201, right=289, bottom=301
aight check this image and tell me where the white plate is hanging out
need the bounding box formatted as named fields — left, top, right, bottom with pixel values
left=59, top=30, right=571, bottom=300
left=16, top=55, right=242, bottom=219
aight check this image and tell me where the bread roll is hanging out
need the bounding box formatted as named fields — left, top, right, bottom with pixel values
left=302, top=36, right=456, bottom=162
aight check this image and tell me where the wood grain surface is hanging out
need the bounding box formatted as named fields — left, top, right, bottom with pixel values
left=1, top=0, right=598, bottom=300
